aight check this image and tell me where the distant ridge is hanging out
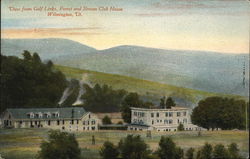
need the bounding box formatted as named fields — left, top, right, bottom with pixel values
left=1, top=38, right=96, bottom=59
left=1, top=38, right=249, bottom=96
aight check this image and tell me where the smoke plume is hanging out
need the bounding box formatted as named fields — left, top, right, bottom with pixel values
left=72, top=73, right=92, bottom=106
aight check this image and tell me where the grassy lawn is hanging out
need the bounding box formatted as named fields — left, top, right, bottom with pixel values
left=0, top=128, right=248, bottom=159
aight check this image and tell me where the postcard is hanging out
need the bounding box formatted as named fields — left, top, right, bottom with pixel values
left=0, top=0, right=249, bottom=159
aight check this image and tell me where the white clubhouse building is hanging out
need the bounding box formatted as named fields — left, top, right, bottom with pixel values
left=0, top=107, right=100, bottom=131
left=128, top=106, right=202, bottom=131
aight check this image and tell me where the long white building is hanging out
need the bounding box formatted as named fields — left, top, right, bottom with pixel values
left=0, top=107, right=100, bottom=131
left=128, top=106, right=202, bottom=132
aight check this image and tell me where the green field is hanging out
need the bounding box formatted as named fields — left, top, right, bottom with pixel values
left=0, top=128, right=248, bottom=159
left=55, top=65, right=245, bottom=105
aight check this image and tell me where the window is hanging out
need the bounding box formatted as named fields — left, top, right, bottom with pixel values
left=169, top=119, right=173, bottom=124
left=134, top=112, right=137, bottom=116
left=183, top=112, right=187, bottom=116
left=28, top=113, right=34, bottom=118
left=164, top=120, right=168, bottom=124
left=177, top=119, right=180, bottom=123
left=156, top=112, right=159, bottom=117
left=89, top=114, right=91, bottom=119
left=133, top=119, right=137, bottom=123
left=57, top=120, right=60, bottom=125
left=48, top=120, right=51, bottom=126
left=71, top=120, right=74, bottom=125
left=169, top=112, right=173, bottom=117
left=177, top=112, right=181, bottom=117
left=45, top=112, right=51, bottom=118
left=183, top=119, right=187, bottom=123
left=83, top=121, right=86, bottom=125
left=19, top=121, right=22, bottom=124
left=141, top=112, right=145, bottom=117
left=151, top=113, right=154, bottom=118
left=77, top=120, right=79, bottom=124
left=62, top=120, right=65, bottom=125
left=165, top=112, right=168, bottom=117
left=152, top=120, right=154, bottom=125
left=87, top=121, right=90, bottom=125
left=91, top=120, right=96, bottom=125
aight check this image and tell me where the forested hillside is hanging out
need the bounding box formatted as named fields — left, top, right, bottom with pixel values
left=0, top=52, right=67, bottom=112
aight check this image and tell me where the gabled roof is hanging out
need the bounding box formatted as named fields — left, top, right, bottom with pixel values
left=6, top=107, right=87, bottom=120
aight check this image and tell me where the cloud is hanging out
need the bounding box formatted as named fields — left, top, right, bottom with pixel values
left=151, top=1, right=227, bottom=10
left=134, top=12, right=185, bottom=17
left=2, top=28, right=103, bottom=38
left=134, top=0, right=249, bottom=17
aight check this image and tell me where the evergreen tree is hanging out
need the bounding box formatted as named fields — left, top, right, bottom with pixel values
left=100, top=141, right=119, bottom=159
left=47, top=60, right=54, bottom=68
left=177, top=123, right=184, bottom=131
left=102, top=115, right=112, bottom=125
left=186, top=148, right=195, bottom=159
left=175, top=147, right=184, bottom=159
left=166, top=97, right=176, bottom=109
left=22, top=50, right=32, bottom=61
left=228, top=143, right=241, bottom=159
left=213, top=144, right=229, bottom=159
left=121, top=92, right=144, bottom=123
left=82, top=83, right=127, bottom=112
left=121, top=105, right=131, bottom=123
left=33, top=52, right=41, bottom=63
left=157, top=136, right=177, bottom=159
left=118, top=135, right=150, bottom=159
left=196, top=150, right=201, bottom=159
left=200, top=143, right=212, bottom=159
left=160, top=96, right=166, bottom=108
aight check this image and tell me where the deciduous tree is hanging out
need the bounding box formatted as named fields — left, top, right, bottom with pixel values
left=37, top=130, right=81, bottom=159
left=191, top=97, right=247, bottom=130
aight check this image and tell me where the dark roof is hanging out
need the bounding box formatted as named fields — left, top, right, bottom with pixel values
left=6, top=107, right=87, bottom=120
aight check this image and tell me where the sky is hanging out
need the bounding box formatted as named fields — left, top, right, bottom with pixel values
left=1, top=0, right=250, bottom=53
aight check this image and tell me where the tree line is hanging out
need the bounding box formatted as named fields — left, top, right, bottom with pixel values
left=100, top=135, right=243, bottom=159
left=37, top=130, right=243, bottom=159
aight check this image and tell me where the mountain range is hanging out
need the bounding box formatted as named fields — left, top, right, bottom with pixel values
left=1, top=38, right=249, bottom=96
